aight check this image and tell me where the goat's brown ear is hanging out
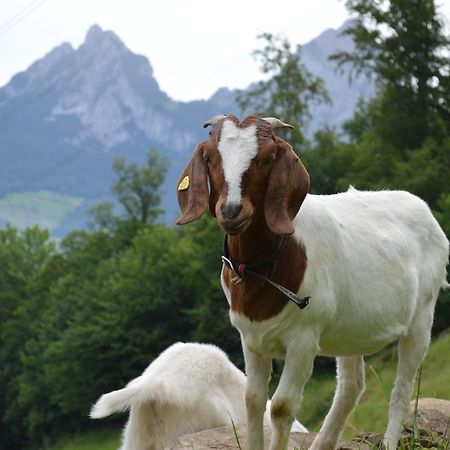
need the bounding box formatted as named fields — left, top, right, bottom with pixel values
left=264, top=141, right=310, bottom=235
left=176, top=144, right=209, bottom=225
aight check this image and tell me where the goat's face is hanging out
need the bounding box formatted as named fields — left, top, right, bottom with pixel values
left=176, top=115, right=310, bottom=235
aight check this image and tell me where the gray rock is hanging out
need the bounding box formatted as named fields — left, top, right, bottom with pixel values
left=406, top=397, right=450, bottom=438
left=173, top=425, right=368, bottom=450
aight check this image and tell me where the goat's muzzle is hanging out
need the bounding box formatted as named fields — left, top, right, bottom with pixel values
left=220, top=217, right=252, bottom=235
left=216, top=200, right=253, bottom=235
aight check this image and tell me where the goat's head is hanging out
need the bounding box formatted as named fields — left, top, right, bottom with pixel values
left=176, top=115, right=310, bottom=235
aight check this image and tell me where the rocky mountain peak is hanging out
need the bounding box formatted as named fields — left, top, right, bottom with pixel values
left=85, top=24, right=104, bottom=44
left=80, top=24, right=127, bottom=59
left=0, top=20, right=373, bottom=236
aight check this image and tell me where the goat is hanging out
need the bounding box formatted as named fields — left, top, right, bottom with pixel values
left=176, top=115, right=449, bottom=450
left=90, top=342, right=307, bottom=450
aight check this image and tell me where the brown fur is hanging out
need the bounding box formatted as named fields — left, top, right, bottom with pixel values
left=223, top=215, right=308, bottom=321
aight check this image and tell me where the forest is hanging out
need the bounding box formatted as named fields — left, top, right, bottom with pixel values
left=1, top=1, right=449, bottom=449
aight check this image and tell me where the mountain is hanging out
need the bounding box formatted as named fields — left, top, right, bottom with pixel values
left=0, top=22, right=373, bottom=237
left=302, top=22, right=374, bottom=130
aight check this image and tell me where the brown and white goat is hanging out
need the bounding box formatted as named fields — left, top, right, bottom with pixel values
left=176, top=115, right=449, bottom=450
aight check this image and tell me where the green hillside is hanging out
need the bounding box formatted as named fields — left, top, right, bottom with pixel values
left=301, top=333, right=450, bottom=435
left=0, top=191, right=84, bottom=231
left=44, top=429, right=120, bottom=450
left=46, top=333, right=450, bottom=450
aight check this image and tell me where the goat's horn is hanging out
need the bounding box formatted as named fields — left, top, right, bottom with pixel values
left=262, top=117, right=294, bottom=130
left=203, top=115, right=227, bottom=128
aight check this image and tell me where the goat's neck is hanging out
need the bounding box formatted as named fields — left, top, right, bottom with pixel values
left=226, top=215, right=278, bottom=263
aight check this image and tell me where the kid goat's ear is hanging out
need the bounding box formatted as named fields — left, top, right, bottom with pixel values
left=176, top=144, right=209, bottom=225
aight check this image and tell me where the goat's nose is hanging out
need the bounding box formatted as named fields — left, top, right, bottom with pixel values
left=221, top=202, right=242, bottom=219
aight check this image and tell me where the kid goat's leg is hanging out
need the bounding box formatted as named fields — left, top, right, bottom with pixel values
left=243, top=344, right=272, bottom=450
left=383, top=309, right=433, bottom=450
left=269, top=337, right=317, bottom=450
left=310, top=356, right=365, bottom=450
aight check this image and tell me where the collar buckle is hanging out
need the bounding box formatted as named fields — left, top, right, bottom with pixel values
left=221, top=256, right=243, bottom=284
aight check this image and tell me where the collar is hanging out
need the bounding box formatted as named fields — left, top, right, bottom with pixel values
left=221, top=234, right=310, bottom=310
left=222, top=234, right=288, bottom=275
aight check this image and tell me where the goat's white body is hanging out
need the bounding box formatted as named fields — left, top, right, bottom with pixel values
left=90, top=342, right=306, bottom=450
left=229, top=188, right=447, bottom=357
left=223, top=188, right=448, bottom=450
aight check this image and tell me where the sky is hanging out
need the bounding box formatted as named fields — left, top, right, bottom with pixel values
left=1, top=0, right=449, bottom=102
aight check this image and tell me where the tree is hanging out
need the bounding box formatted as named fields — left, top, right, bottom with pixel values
left=113, top=149, right=168, bottom=223
left=89, top=149, right=169, bottom=230
left=301, top=128, right=352, bottom=195
left=431, top=193, right=450, bottom=336
left=236, top=33, right=330, bottom=147
left=332, top=0, right=450, bottom=152
left=330, top=0, right=450, bottom=208
left=0, top=226, right=58, bottom=449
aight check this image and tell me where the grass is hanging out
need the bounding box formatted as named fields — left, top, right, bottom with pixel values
left=228, top=413, right=243, bottom=450
left=301, top=333, right=450, bottom=436
left=0, top=190, right=84, bottom=231
left=43, top=429, right=120, bottom=450
left=45, top=334, right=450, bottom=450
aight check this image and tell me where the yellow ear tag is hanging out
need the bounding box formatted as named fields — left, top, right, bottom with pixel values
left=178, top=176, right=190, bottom=191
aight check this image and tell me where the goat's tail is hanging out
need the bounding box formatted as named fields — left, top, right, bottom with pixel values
left=90, top=378, right=167, bottom=419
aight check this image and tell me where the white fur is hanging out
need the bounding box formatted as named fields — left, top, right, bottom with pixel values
left=222, top=188, right=449, bottom=450
left=90, top=342, right=307, bottom=450
left=218, top=120, right=258, bottom=205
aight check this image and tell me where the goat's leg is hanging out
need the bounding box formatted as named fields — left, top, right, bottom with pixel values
left=383, top=310, right=433, bottom=450
left=310, top=356, right=365, bottom=450
left=243, top=344, right=272, bottom=450
left=268, top=339, right=316, bottom=450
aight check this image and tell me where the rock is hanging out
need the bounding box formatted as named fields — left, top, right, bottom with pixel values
left=406, top=397, right=450, bottom=438
left=354, top=431, right=384, bottom=446
left=173, top=425, right=369, bottom=450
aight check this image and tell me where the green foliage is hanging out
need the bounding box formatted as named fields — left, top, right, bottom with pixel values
left=301, top=334, right=450, bottom=434
left=236, top=33, right=329, bottom=146
left=0, top=218, right=242, bottom=449
left=434, top=193, right=450, bottom=238
left=112, top=149, right=168, bottom=224
left=330, top=0, right=450, bottom=209
left=44, top=429, right=120, bottom=450
left=338, top=96, right=450, bottom=207
left=301, top=128, right=351, bottom=195
left=432, top=193, right=450, bottom=336
left=333, top=0, right=450, bottom=150
left=89, top=149, right=169, bottom=229
left=0, top=226, right=58, bottom=449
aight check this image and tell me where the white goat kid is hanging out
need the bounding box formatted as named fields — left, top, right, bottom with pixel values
left=90, top=342, right=307, bottom=450
left=176, top=115, right=449, bottom=450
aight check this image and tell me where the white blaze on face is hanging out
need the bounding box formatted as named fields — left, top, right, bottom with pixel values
left=218, top=120, right=258, bottom=204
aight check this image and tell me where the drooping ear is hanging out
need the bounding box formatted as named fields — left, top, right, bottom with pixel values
left=264, top=141, right=310, bottom=235
left=176, top=144, right=209, bottom=225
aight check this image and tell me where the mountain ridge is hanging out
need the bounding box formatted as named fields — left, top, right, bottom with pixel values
left=0, top=22, right=373, bottom=236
